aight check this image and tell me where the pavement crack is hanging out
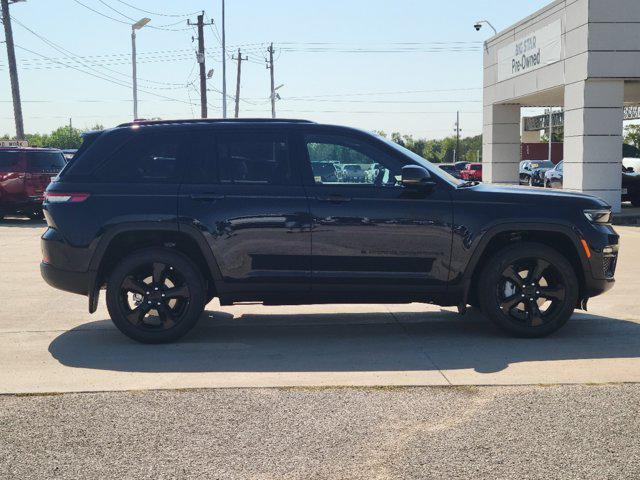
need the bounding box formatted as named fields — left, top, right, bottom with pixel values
left=385, top=306, right=453, bottom=386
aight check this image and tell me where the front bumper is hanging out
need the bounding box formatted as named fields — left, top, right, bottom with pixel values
left=581, top=230, right=619, bottom=299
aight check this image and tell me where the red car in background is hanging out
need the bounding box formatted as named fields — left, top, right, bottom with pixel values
left=0, top=147, right=66, bottom=220
left=460, top=162, right=482, bottom=181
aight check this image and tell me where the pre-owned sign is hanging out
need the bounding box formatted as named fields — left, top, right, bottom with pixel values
left=497, top=19, right=562, bottom=82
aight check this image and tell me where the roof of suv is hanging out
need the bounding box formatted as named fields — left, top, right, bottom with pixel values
left=0, top=146, right=63, bottom=152
left=117, top=118, right=316, bottom=128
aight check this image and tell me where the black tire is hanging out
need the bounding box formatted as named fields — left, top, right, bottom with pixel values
left=106, top=247, right=206, bottom=343
left=477, top=242, right=579, bottom=337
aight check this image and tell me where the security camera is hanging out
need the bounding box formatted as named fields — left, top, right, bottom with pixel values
left=474, top=23, right=482, bottom=31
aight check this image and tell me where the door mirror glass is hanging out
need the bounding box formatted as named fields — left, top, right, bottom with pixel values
left=401, top=165, right=435, bottom=189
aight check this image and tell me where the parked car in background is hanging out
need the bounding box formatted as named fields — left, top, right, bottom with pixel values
left=438, top=163, right=460, bottom=178
left=544, top=161, right=563, bottom=189
left=311, top=161, right=340, bottom=183
left=342, top=164, right=367, bottom=182
left=544, top=160, right=640, bottom=206
left=41, top=118, right=618, bottom=343
left=622, top=166, right=640, bottom=206
left=623, top=157, right=640, bottom=173
left=520, top=160, right=554, bottom=186
left=460, top=162, right=482, bottom=181
left=0, top=147, right=66, bottom=220
left=62, top=149, right=77, bottom=162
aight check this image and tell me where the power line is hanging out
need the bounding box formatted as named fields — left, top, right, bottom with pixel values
left=10, top=16, right=192, bottom=88
left=71, top=0, right=190, bottom=31
left=12, top=43, right=198, bottom=107
left=96, top=0, right=189, bottom=30
left=113, top=0, right=200, bottom=18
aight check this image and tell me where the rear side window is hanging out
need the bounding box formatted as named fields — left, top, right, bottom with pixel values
left=94, top=132, right=184, bottom=183
left=217, top=133, right=291, bottom=185
left=26, top=152, right=66, bottom=173
left=0, top=151, right=21, bottom=171
left=183, top=130, right=217, bottom=184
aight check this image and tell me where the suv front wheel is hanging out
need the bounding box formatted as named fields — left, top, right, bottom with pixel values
left=106, top=248, right=206, bottom=343
left=477, top=242, right=579, bottom=337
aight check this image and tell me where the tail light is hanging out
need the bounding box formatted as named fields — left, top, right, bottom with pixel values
left=44, top=192, right=90, bottom=203
left=0, top=172, right=23, bottom=181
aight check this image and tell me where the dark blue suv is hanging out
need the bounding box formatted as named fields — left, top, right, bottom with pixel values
left=41, top=119, right=619, bottom=343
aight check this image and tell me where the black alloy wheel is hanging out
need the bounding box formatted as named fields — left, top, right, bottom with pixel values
left=120, top=262, right=190, bottom=330
left=478, top=242, right=579, bottom=337
left=106, top=248, right=206, bottom=343
left=497, top=258, right=565, bottom=328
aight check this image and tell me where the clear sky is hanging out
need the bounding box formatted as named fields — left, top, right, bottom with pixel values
left=1, top=0, right=550, bottom=138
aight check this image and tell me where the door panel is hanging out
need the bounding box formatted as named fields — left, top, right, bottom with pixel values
left=178, top=129, right=311, bottom=294
left=301, top=131, right=453, bottom=294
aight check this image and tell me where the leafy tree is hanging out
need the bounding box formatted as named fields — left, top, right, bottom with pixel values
left=46, top=126, right=84, bottom=149
left=624, top=125, right=640, bottom=148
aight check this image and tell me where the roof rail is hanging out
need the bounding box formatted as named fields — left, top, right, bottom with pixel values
left=117, top=118, right=315, bottom=128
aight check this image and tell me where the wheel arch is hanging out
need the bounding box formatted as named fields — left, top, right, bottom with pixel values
left=88, top=222, right=223, bottom=313
left=463, top=223, right=589, bottom=307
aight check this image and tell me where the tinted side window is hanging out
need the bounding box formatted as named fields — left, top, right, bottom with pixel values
left=304, top=134, right=403, bottom=186
left=0, top=151, right=21, bottom=171
left=184, top=130, right=217, bottom=184
left=94, top=132, right=184, bottom=183
left=217, top=133, right=291, bottom=185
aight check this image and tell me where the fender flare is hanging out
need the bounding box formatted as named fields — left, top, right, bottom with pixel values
left=87, top=222, right=223, bottom=313
left=459, top=220, right=589, bottom=301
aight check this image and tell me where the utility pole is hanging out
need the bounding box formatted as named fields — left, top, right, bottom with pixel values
left=267, top=43, right=275, bottom=118
left=453, top=111, right=461, bottom=162
left=188, top=12, right=213, bottom=118
left=1, top=0, right=25, bottom=140
left=232, top=48, right=247, bottom=118
left=221, top=0, right=227, bottom=118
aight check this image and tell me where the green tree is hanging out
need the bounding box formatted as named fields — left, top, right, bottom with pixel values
left=46, top=126, right=84, bottom=149
left=624, top=125, right=640, bottom=148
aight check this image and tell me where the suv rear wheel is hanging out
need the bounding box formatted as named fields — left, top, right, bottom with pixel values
left=477, top=242, right=579, bottom=337
left=106, top=248, right=206, bottom=343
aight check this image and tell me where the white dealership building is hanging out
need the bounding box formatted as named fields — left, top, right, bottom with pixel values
left=483, top=0, right=640, bottom=212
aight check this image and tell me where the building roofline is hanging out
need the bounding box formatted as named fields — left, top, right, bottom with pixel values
left=485, top=0, right=565, bottom=45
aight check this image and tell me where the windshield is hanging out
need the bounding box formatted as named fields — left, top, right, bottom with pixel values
left=531, top=161, right=554, bottom=169
left=26, top=152, right=66, bottom=173
left=378, top=136, right=463, bottom=186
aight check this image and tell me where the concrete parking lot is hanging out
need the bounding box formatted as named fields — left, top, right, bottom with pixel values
left=2, top=218, right=640, bottom=394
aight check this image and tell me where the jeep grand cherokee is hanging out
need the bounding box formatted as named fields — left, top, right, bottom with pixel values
left=41, top=119, right=618, bottom=343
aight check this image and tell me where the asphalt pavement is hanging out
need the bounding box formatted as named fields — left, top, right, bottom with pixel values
left=2, top=385, right=639, bottom=479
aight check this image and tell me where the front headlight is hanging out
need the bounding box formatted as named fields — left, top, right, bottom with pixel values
left=583, top=209, right=612, bottom=224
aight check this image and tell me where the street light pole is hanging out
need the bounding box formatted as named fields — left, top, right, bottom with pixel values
left=131, top=29, right=138, bottom=120
left=131, top=17, right=150, bottom=121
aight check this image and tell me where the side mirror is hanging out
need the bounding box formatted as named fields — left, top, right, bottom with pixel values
left=401, top=165, right=436, bottom=189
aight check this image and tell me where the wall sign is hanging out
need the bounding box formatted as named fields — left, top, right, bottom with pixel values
left=497, top=19, right=562, bottom=82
